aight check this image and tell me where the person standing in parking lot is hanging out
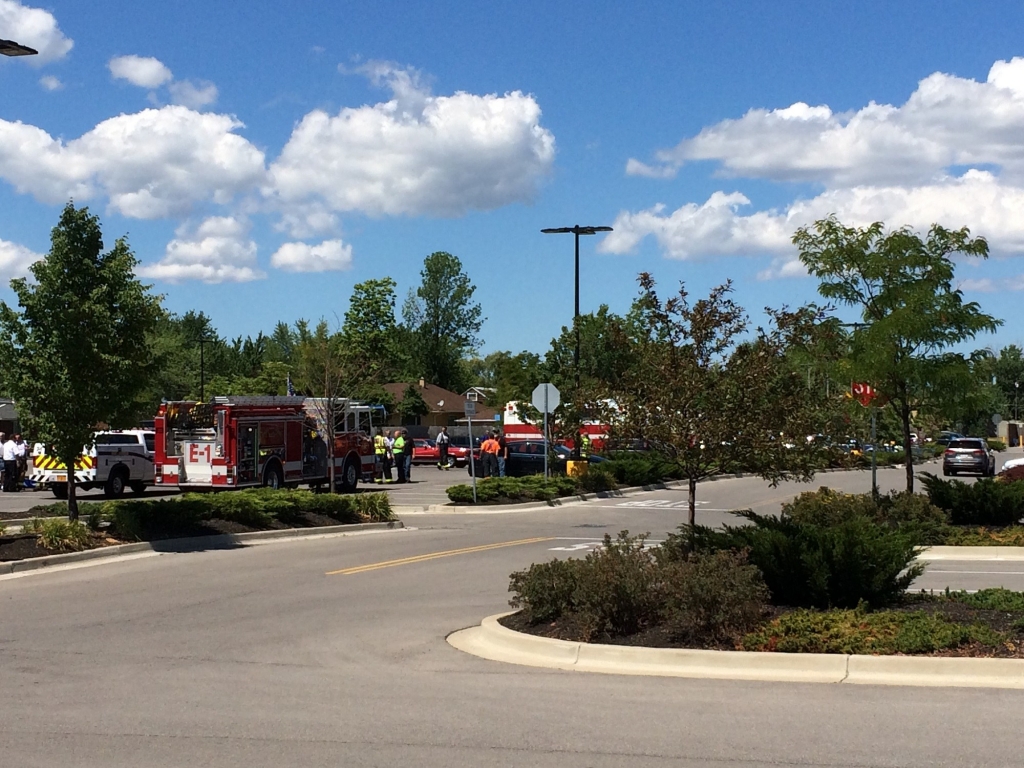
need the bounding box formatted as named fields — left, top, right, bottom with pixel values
left=393, top=430, right=407, bottom=483
left=480, top=433, right=500, bottom=478
left=2, top=434, right=17, bottom=492
left=403, top=429, right=413, bottom=482
left=496, top=430, right=508, bottom=477
left=436, top=426, right=451, bottom=470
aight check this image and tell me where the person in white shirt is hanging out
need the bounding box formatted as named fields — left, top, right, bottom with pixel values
left=2, top=436, right=17, bottom=492
left=12, top=434, right=27, bottom=491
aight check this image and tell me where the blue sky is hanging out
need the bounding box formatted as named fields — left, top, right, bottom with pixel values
left=4, top=1, right=1024, bottom=356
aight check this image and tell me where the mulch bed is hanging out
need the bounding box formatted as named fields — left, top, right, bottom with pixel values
left=0, top=510, right=362, bottom=562
left=500, top=600, right=1024, bottom=659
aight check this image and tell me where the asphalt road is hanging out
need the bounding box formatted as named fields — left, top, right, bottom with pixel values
left=2, top=464, right=1024, bottom=767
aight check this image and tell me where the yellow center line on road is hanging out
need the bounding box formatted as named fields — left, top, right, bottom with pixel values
left=326, top=536, right=556, bottom=576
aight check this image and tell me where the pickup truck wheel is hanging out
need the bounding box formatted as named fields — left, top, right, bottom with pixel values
left=129, top=481, right=146, bottom=496
left=104, top=470, right=127, bottom=499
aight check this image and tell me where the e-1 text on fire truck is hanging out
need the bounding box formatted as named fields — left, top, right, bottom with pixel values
left=154, top=396, right=376, bottom=492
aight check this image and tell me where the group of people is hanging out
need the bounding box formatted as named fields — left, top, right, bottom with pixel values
left=0, top=432, right=28, bottom=492
left=478, top=430, right=508, bottom=478
left=373, top=428, right=414, bottom=484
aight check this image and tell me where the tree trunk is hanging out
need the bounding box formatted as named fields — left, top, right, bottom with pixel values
left=901, top=403, right=914, bottom=494
left=68, top=472, right=78, bottom=522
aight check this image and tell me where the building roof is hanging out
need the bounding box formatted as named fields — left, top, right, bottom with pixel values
left=383, top=381, right=499, bottom=421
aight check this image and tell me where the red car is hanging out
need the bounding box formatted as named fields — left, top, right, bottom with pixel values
left=413, top=439, right=440, bottom=464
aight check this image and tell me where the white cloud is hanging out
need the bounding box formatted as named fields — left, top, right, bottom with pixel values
left=268, top=61, right=555, bottom=216
left=602, top=172, right=1024, bottom=262
left=169, top=79, right=218, bottom=109
left=271, top=239, right=352, bottom=272
left=628, top=57, right=1024, bottom=187
left=0, top=0, right=72, bottom=64
left=108, top=55, right=173, bottom=89
left=757, top=257, right=806, bottom=281
left=38, top=75, right=61, bottom=91
left=0, top=237, right=42, bottom=278
left=600, top=191, right=790, bottom=259
left=960, top=275, right=1024, bottom=293
left=0, top=106, right=266, bottom=218
left=274, top=205, right=338, bottom=238
left=138, top=216, right=264, bottom=283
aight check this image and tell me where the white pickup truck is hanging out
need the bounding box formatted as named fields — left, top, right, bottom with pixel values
left=30, top=430, right=156, bottom=499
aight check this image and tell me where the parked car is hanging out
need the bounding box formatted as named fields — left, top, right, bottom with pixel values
left=942, top=438, right=995, bottom=477
left=467, top=440, right=605, bottom=477
left=936, top=431, right=964, bottom=447
left=412, top=439, right=439, bottom=465
left=445, top=434, right=478, bottom=467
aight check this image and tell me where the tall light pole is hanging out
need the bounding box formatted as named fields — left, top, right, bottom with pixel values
left=541, top=224, right=613, bottom=457
left=0, top=39, right=39, bottom=57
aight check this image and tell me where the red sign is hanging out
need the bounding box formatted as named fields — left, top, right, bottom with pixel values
left=851, top=382, right=878, bottom=407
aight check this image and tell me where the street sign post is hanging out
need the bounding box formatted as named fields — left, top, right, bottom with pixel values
left=465, top=400, right=477, bottom=503
left=532, top=383, right=560, bottom=478
left=852, top=382, right=880, bottom=498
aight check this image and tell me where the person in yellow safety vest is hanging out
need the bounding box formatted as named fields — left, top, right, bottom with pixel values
left=393, top=431, right=407, bottom=483
left=374, top=430, right=390, bottom=483
left=580, top=434, right=592, bottom=459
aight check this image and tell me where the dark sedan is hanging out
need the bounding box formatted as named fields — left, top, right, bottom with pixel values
left=468, top=440, right=604, bottom=477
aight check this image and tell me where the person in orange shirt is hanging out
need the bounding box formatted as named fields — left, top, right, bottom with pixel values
left=480, top=434, right=501, bottom=478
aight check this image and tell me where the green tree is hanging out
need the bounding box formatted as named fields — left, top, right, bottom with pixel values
left=342, top=277, right=410, bottom=382
left=794, top=216, right=1002, bottom=491
left=403, top=252, right=483, bottom=392
left=467, top=350, right=544, bottom=408
left=612, top=274, right=827, bottom=527
left=0, top=204, right=161, bottom=519
left=395, top=384, right=431, bottom=424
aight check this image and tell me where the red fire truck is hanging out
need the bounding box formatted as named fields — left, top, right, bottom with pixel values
left=154, top=396, right=376, bottom=492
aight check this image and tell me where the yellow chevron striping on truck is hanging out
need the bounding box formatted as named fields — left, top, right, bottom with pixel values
left=32, top=455, right=94, bottom=471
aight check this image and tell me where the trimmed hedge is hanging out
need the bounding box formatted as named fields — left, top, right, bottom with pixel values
left=447, top=476, right=577, bottom=504
left=509, top=533, right=769, bottom=644
left=100, top=488, right=394, bottom=541
left=675, top=509, right=922, bottom=609
left=920, top=473, right=1024, bottom=527
left=741, top=608, right=998, bottom=655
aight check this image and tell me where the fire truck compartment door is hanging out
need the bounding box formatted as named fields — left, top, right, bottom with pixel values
left=182, top=441, right=215, bottom=483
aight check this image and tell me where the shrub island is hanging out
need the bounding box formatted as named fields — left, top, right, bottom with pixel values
left=0, top=488, right=395, bottom=562
left=503, top=485, right=1024, bottom=657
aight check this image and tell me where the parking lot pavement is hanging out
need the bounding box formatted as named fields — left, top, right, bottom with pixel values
left=0, top=486, right=186, bottom=517
left=369, top=461, right=465, bottom=508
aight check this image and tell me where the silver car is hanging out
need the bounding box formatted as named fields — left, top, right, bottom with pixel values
left=942, top=438, right=995, bottom=477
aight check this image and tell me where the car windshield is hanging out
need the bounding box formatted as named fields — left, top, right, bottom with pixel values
left=948, top=440, right=984, bottom=450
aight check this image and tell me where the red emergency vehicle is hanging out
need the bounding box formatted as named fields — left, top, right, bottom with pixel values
left=154, top=396, right=376, bottom=492
left=501, top=400, right=608, bottom=451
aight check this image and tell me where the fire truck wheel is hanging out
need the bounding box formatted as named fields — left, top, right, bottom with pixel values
left=262, top=463, right=284, bottom=490
left=340, top=459, right=359, bottom=492
left=52, top=482, right=68, bottom=499
left=104, top=470, right=128, bottom=499
left=130, top=481, right=146, bottom=496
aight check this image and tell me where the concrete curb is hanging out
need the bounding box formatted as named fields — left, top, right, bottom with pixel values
left=0, top=520, right=404, bottom=575
left=447, top=613, right=1024, bottom=689
left=919, top=546, right=1024, bottom=561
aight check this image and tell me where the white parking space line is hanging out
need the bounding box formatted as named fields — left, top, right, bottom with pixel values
left=928, top=569, right=1024, bottom=575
